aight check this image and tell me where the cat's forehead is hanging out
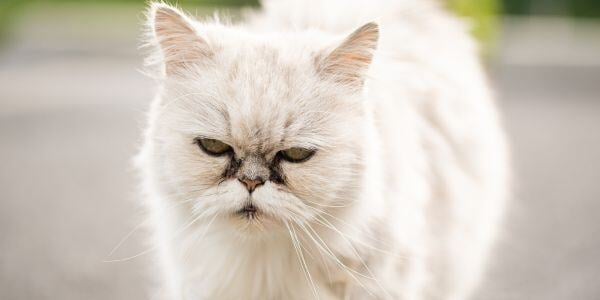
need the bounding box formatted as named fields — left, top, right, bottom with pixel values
left=225, top=42, right=315, bottom=86
left=208, top=44, right=324, bottom=151
left=166, top=38, right=354, bottom=153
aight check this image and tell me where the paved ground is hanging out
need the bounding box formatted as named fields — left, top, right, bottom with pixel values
left=0, top=4, right=599, bottom=299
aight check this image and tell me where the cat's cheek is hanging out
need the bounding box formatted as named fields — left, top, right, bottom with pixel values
left=279, top=160, right=328, bottom=203
left=160, top=142, right=230, bottom=200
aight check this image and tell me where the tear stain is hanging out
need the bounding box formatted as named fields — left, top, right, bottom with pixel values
left=222, top=152, right=286, bottom=185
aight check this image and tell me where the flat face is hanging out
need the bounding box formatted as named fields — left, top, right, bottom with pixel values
left=146, top=2, right=379, bottom=238
left=152, top=37, right=368, bottom=233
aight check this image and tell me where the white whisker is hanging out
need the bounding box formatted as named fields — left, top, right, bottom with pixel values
left=104, top=209, right=215, bottom=263
left=286, top=221, right=320, bottom=300
left=107, top=220, right=146, bottom=257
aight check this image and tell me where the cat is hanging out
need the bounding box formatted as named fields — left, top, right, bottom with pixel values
left=136, top=0, right=509, bottom=299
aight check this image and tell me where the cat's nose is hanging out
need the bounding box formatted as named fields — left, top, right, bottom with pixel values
left=238, top=176, right=265, bottom=193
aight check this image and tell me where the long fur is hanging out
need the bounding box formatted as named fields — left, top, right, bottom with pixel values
left=136, top=1, right=509, bottom=299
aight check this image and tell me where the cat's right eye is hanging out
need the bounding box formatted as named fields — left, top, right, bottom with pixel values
left=195, top=138, right=232, bottom=156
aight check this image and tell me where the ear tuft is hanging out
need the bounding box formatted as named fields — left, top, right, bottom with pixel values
left=318, top=22, right=379, bottom=87
left=147, top=2, right=212, bottom=76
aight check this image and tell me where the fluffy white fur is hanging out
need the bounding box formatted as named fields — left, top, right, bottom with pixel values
left=136, top=1, right=509, bottom=299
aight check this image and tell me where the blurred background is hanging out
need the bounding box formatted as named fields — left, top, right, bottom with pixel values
left=1, top=0, right=599, bottom=299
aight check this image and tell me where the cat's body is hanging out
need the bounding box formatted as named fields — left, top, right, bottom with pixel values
left=137, top=1, right=509, bottom=299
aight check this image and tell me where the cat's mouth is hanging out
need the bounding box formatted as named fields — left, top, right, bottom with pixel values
left=237, top=203, right=259, bottom=219
left=232, top=202, right=285, bottom=232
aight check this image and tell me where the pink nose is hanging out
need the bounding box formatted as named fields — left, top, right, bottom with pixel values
left=238, top=176, right=265, bottom=193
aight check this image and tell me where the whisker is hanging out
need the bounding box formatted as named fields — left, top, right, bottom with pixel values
left=306, top=205, right=394, bottom=248
left=286, top=221, right=320, bottom=300
left=182, top=213, right=220, bottom=262
left=310, top=216, right=392, bottom=298
left=312, top=215, right=400, bottom=258
left=104, top=209, right=215, bottom=263
left=289, top=214, right=375, bottom=297
left=105, top=188, right=224, bottom=260
left=107, top=220, right=147, bottom=258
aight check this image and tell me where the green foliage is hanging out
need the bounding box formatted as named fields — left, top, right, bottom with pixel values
left=0, top=0, right=26, bottom=44
left=503, top=0, right=600, bottom=18
left=2, top=0, right=599, bottom=48
left=7, top=0, right=260, bottom=6
left=568, top=0, right=600, bottom=18
left=449, top=0, right=501, bottom=52
left=182, top=0, right=259, bottom=6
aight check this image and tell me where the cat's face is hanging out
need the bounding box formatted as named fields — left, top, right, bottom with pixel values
left=146, top=4, right=378, bottom=232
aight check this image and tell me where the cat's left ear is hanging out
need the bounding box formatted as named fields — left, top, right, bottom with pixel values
left=146, top=3, right=213, bottom=76
left=317, top=22, right=379, bottom=88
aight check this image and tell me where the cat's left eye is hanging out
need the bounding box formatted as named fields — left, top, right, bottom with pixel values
left=195, top=138, right=232, bottom=156
left=279, top=147, right=315, bottom=163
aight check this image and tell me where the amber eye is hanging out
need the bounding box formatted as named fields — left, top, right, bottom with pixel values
left=279, top=147, right=315, bottom=163
left=195, top=138, right=232, bottom=156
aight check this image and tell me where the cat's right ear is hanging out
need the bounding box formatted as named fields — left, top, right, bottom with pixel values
left=146, top=3, right=213, bottom=76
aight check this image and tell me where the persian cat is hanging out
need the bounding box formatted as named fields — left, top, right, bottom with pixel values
left=136, top=0, right=509, bottom=299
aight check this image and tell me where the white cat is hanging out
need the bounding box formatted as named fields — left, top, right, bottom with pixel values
left=136, top=1, right=509, bottom=299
